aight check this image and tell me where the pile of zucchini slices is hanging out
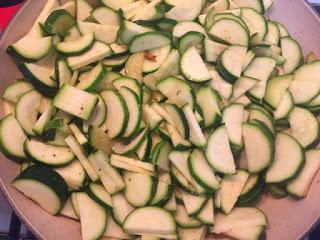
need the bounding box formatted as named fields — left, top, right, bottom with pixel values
left=1, top=0, right=320, bottom=239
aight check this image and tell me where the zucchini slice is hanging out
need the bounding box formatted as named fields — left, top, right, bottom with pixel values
left=181, top=190, right=208, bottom=216
left=281, top=37, right=303, bottom=74
left=143, top=104, right=163, bottom=130
left=104, top=214, right=132, bottom=239
left=204, top=38, right=228, bottom=63
left=244, top=57, right=276, bottom=100
left=12, top=165, right=68, bottom=215
left=175, top=204, right=202, bottom=229
left=151, top=140, right=172, bottom=171
left=129, top=31, right=172, bottom=53
left=196, top=198, right=214, bottom=225
left=118, top=87, right=142, bottom=138
left=7, top=36, right=52, bottom=62
left=150, top=172, right=174, bottom=206
left=0, top=114, right=27, bottom=162
left=209, top=68, right=233, bottom=100
left=222, top=103, right=244, bottom=147
left=286, top=149, right=320, bottom=198
left=188, top=149, right=220, bottom=191
left=15, top=90, right=42, bottom=136
left=273, top=90, right=294, bottom=120
left=181, top=46, right=211, bottom=83
left=101, top=89, right=128, bottom=139
left=88, top=150, right=125, bottom=195
left=56, top=33, right=95, bottom=56
left=229, top=76, right=258, bottom=103
left=264, top=74, right=293, bottom=109
left=113, top=127, right=148, bottom=155
left=123, top=171, right=156, bottom=207
left=54, top=160, right=86, bottom=190
left=44, top=9, right=75, bottom=36
left=24, top=139, right=74, bottom=166
left=178, top=31, right=205, bottom=54
left=92, top=6, right=120, bottom=26
left=113, top=77, right=142, bottom=100
left=110, top=154, right=155, bottom=174
left=220, top=170, right=249, bottom=214
left=164, top=103, right=189, bottom=139
left=173, top=21, right=206, bottom=38
left=266, top=133, right=305, bottom=183
left=242, top=121, right=275, bottom=173
left=143, top=49, right=181, bottom=90
left=248, top=108, right=275, bottom=135
left=237, top=174, right=265, bottom=206
left=208, top=19, right=249, bottom=46
left=182, top=104, right=206, bottom=147
left=2, top=80, right=34, bottom=104
left=264, top=21, right=280, bottom=46
left=67, top=41, right=112, bottom=70
left=53, top=85, right=98, bottom=120
left=217, top=45, right=248, bottom=84
left=205, top=126, right=236, bottom=174
left=60, top=198, right=79, bottom=220
left=288, top=107, right=320, bottom=148
left=77, top=63, right=106, bottom=91
left=84, top=94, right=107, bottom=127
left=87, top=183, right=113, bottom=209
left=165, top=0, right=203, bottom=21
left=111, top=192, right=135, bottom=226
left=196, top=86, right=221, bottom=129
left=143, top=44, right=171, bottom=73
left=77, top=192, right=108, bottom=240
left=166, top=123, right=192, bottom=150
left=289, top=61, right=320, bottom=105
left=124, top=207, right=176, bottom=235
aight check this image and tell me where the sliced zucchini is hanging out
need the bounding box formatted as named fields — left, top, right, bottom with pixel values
left=289, top=60, right=320, bottom=104
left=208, top=19, right=249, bottom=46
left=77, top=192, right=107, bottom=240
left=18, top=62, right=57, bottom=97
left=164, top=103, right=189, bottom=139
left=150, top=172, right=173, bottom=206
left=181, top=46, right=211, bottom=83
left=84, top=94, right=107, bottom=127
left=120, top=20, right=152, bottom=45
left=220, top=170, right=249, bottom=214
left=217, top=45, right=248, bottom=84
left=53, top=85, right=98, bottom=120
left=60, top=198, right=79, bottom=220
left=123, top=207, right=176, bottom=235
left=273, top=90, right=294, bottom=120
left=163, top=192, right=177, bottom=212
left=248, top=108, right=275, bottom=135
left=54, top=160, right=86, bottom=190
left=287, top=149, right=320, bottom=198
left=119, top=87, right=142, bottom=138
left=87, top=183, right=113, bottom=209
left=143, top=104, right=163, bottom=130
left=113, top=77, right=142, bottom=100
left=281, top=36, right=303, bottom=74
left=175, top=204, right=202, bottom=228
left=237, top=174, right=264, bottom=206
left=151, top=140, right=172, bottom=171
left=129, top=31, right=172, bottom=53
left=136, top=132, right=152, bottom=161
left=143, top=49, right=181, bottom=90
left=77, top=0, right=93, bottom=21
left=12, top=164, right=68, bottom=215
left=211, top=207, right=267, bottom=237
left=56, top=33, right=95, bottom=56
left=266, top=133, right=305, bottom=183
left=88, top=150, right=125, bottom=194
left=264, top=21, right=280, bottom=46
left=204, top=38, right=228, bottom=63
left=67, top=41, right=112, bottom=70
left=15, top=90, right=42, bottom=136
left=165, top=0, right=203, bottom=21
left=173, top=21, right=206, bottom=39
left=288, top=107, right=320, bottom=148
left=182, top=104, right=206, bottom=147
left=244, top=57, right=276, bottom=100
left=77, top=63, right=106, bottom=91
left=157, top=77, right=195, bottom=108
left=111, top=192, right=135, bottom=226
left=101, top=89, right=128, bottom=138
left=92, top=7, right=120, bottom=26
left=264, top=74, right=293, bottom=109
left=229, top=76, right=258, bottom=102
left=222, top=103, right=244, bottom=147
left=188, top=149, right=220, bottom=191
left=205, top=126, right=236, bottom=174
left=103, top=214, right=133, bottom=239
left=78, top=21, right=119, bottom=44
left=196, top=86, right=221, bottom=129
left=44, top=9, right=75, bottom=36
left=65, top=135, right=99, bottom=182
left=181, top=190, right=208, bottom=216
left=143, top=44, right=171, bottom=73
left=2, top=80, right=34, bottom=104
left=209, top=68, right=233, bottom=100
left=7, top=36, right=52, bottom=62
left=113, top=127, right=148, bottom=155
left=179, top=32, right=205, bottom=54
